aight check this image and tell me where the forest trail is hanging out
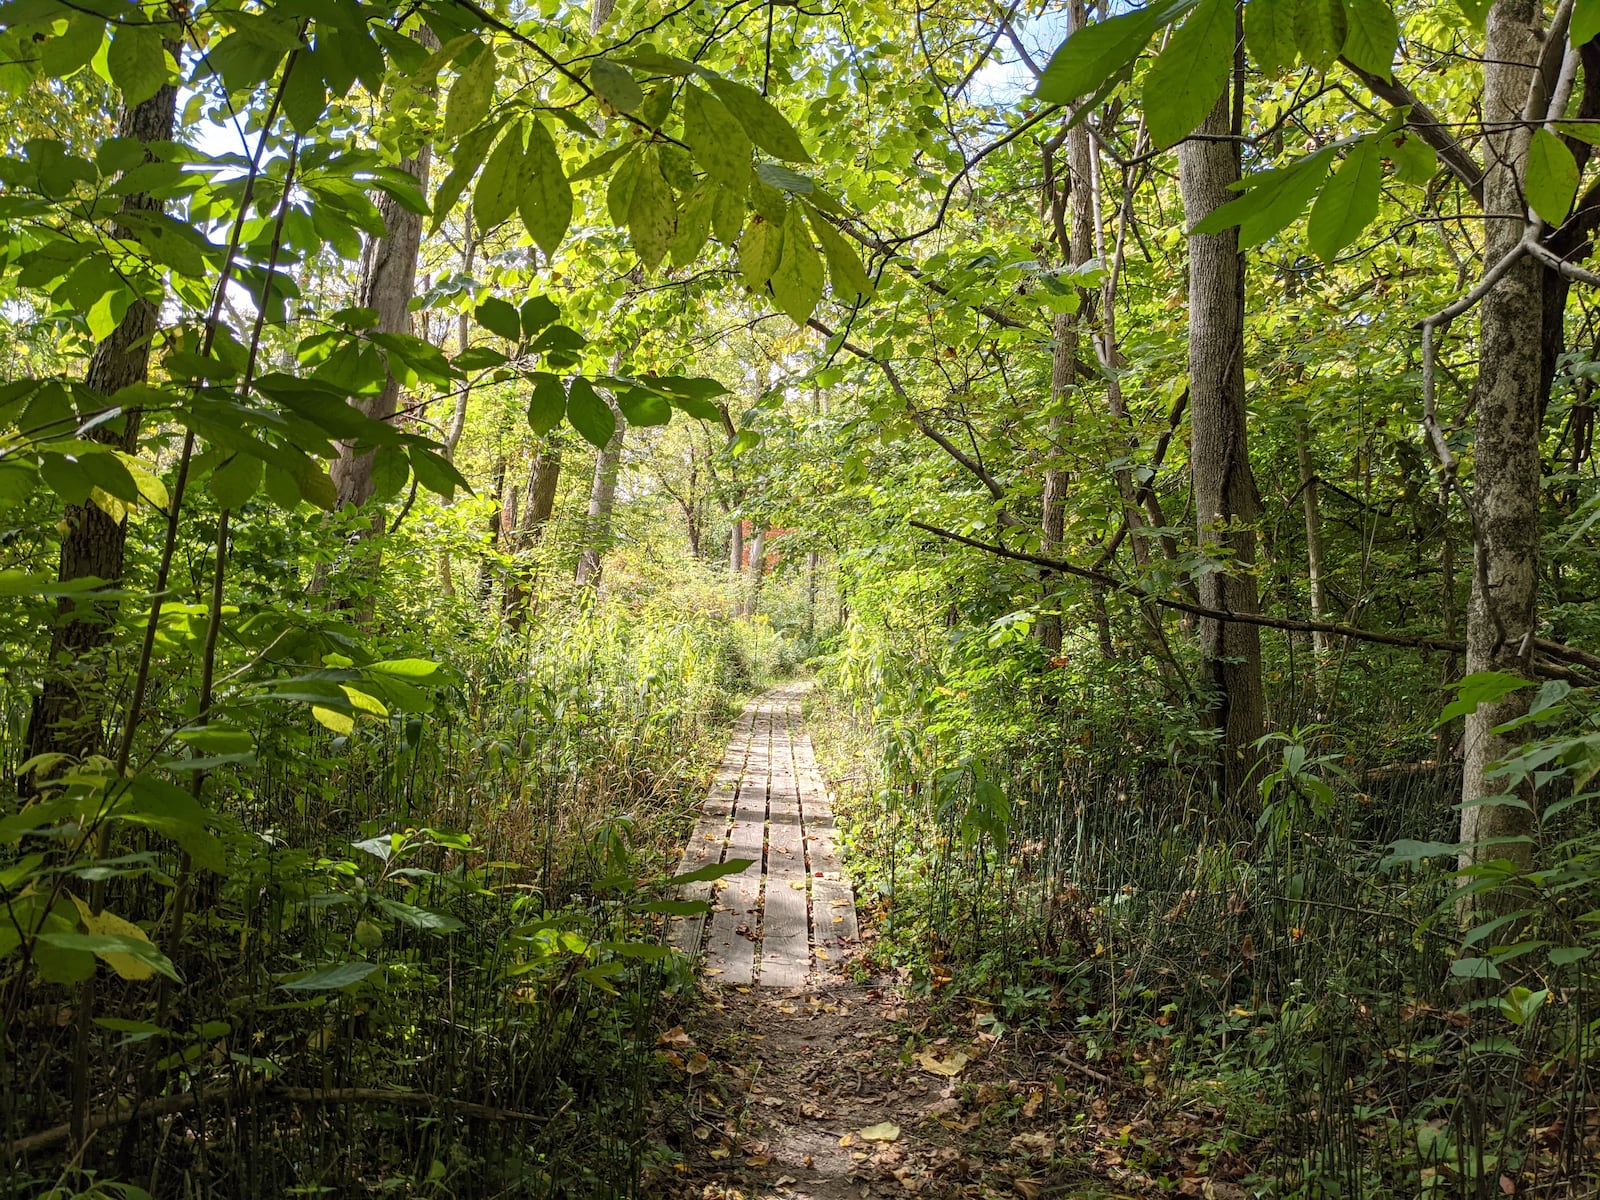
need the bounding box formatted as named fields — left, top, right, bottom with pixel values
left=651, top=691, right=1202, bottom=1200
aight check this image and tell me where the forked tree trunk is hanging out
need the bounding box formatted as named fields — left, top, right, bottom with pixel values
left=24, top=77, right=178, bottom=771
left=1178, top=90, right=1264, bottom=802
left=574, top=400, right=625, bottom=588
left=1458, top=0, right=1545, bottom=882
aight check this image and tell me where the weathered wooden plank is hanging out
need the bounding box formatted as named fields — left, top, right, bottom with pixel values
left=760, top=703, right=811, bottom=988
left=703, top=703, right=770, bottom=985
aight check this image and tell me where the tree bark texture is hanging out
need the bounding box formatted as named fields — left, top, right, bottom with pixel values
left=504, top=438, right=563, bottom=630
left=574, top=400, right=625, bottom=588
left=25, top=78, right=178, bottom=768
left=743, top=529, right=766, bottom=616
left=1459, top=0, right=1545, bottom=877
left=1178, top=91, right=1264, bottom=802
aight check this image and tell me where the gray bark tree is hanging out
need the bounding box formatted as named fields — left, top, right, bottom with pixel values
left=574, top=397, right=626, bottom=588
left=1178, top=89, right=1265, bottom=801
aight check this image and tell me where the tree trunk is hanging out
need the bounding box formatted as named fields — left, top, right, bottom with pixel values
left=574, top=401, right=625, bottom=588
left=437, top=223, right=476, bottom=599
left=1178, top=90, right=1264, bottom=802
left=744, top=528, right=766, bottom=616
left=476, top=453, right=507, bottom=600
left=729, top=518, right=745, bottom=583
left=24, top=77, right=178, bottom=770
left=329, top=47, right=436, bottom=511
left=805, top=550, right=820, bottom=640
left=504, top=437, right=563, bottom=630
left=1295, top=417, right=1331, bottom=670
left=1459, top=0, right=1545, bottom=881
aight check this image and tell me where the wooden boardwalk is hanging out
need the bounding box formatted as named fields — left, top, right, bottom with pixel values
left=667, top=683, right=858, bottom=987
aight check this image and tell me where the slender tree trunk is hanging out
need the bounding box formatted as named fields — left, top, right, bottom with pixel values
left=1179, top=88, right=1264, bottom=802
left=744, top=528, right=766, bottom=616
left=25, top=77, right=178, bottom=770
left=729, top=518, right=745, bottom=583
left=1295, top=417, right=1331, bottom=669
left=437, top=223, right=476, bottom=599
left=504, top=437, right=563, bottom=630
left=806, top=550, right=820, bottom=640
left=574, top=399, right=625, bottom=588
left=475, top=453, right=507, bottom=600
left=1459, top=0, right=1545, bottom=881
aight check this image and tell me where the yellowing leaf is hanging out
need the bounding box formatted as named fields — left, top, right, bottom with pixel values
left=70, top=896, right=158, bottom=980
left=917, top=1048, right=970, bottom=1077
left=858, top=1121, right=900, bottom=1142
left=311, top=705, right=354, bottom=735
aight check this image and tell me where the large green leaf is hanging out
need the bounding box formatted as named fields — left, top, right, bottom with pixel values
left=704, top=75, right=810, bottom=163
left=106, top=24, right=169, bottom=106
left=1307, top=138, right=1380, bottom=262
left=1526, top=127, right=1580, bottom=225
left=474, top=122, right=524, bottom=232
left=1035, top=0, right=1197, bottom=105
left=519, top=119, right=572, bottom=256
left=684, top=84, right=752, bottom=192
left=37, top=932, right=181, bottom=983
left=627, top=148, right=676, bottom=270
left=278, top=961, right=381, bottom=990
left=1575, top=0, right=1600, bottom=46
left=526, top=373, right=567, bottom=434
left=806, top=206, right=874, bottom=304
left=589, top=58, right=643, bottom=112
left=444, top=42, right=496, bottom=141
left=1191, top=147, right=1335, bottom=246
left=566, top=377, right=617, bottom=449
left=1294, top=0, right=1347, bottom=69
left=1341, top=0, right=1399, bottom=80
left=1247, top=0, right=1298, bottom=75
left=769, top=205, right=825, bottom=325
left=1143, top=0, right=1233, bottom=148
left=738, top=212, right=783, bottom=290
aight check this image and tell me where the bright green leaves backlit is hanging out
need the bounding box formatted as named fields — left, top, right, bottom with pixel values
left=1143, top=0, right=1233, bottom=148
left=1307, top=138, right=1380, bottom=262
left=685, top=85, right=752, bottom=193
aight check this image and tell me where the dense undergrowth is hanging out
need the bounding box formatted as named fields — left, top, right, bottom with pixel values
left=0, top=535, right=801, bottom=1200
left=808, top=601, right=1600, bottom=1200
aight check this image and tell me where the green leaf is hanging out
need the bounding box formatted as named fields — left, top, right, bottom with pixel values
left=281, top=54, right=327, bottom=132
left=627, top=148, right=676, bottom=271
left=1438, top=670, right=1533, bottom=725
left=684, top=84, right=752, bottom=192
left=1143, top=0, right=1233, bottom=148
left=806, top=206, right=874, bottom=304
left=37, top=932, right=180, bottom=982
left=616, top=389, right=672, bottom=426
left=277, top=961, right=381, bottom=990
left=444, top=42, right=496, bottom=142
left=1389, top=132, right=1437, bottom=186
left=1307, top=138, right=1380, bottom=262
left=1295, top=0, right=1347, bottom=70
left=1526, top=127, right=1580, bottom=225
left=208, top=452, right=262, bottom=509
left=1035, top=0, right=1197, bottom=105
left=1449, top=956, right=1501, bottom=981
left=1247, top=0, right=1299, bottom=75
left=566, top=378, right=616, bottom=449
left=526, top=373, right=567, bottom=434
left=1575, top=0, right=1600, bottom=46
left=1341, top=0, right=1399, bottom=80
left=704, top=75, right=810, bottom=163
left=589, top=58, right=643, bottom=112
left=476, top=297, right=522, bottom=342
left=670, top=186, right=714, bottom=266
left=770, top=205, right=825, bottom=325
left=474, top=122, right=525, bottom=232
left=519, top=119, right=572, bottom=256
left=1379, top=839, right=1463, bottom=870
left=374, top=897, right=463, bottom=932
left=663, top=858, right=757, bottom=887
left=41, top=14, right=104, bottom=79
left=1191, top=148, right=1334, bottom=245
left=738, top=213, right=783, bottom=290
left=106, top=24, right=169, bottom=106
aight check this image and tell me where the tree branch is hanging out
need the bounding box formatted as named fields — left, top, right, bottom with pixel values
left=1339, top=59, right=1485, bottom=204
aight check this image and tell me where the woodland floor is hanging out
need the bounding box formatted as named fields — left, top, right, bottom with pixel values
left=646, top=689, right=1255, bottom=1200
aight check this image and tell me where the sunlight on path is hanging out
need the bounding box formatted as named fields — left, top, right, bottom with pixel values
left=668, top=683, right=859, bottom=986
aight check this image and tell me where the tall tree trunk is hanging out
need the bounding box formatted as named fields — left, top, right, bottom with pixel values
left=1295, top=417, right=1331, bottom=671
left=476, top=453, right=507, bottom=599
left=504, top=437, right=563, bottom=631
left=729, top=518, right=745, bottom=583
left=574, top=400, right=625, bottom=588
left=437, top=221, right=476, bottom=599
left=329, top=42, right=436, bottom=511
left=1179, top=88, right=1264, bottom=802
left=744, top=528, right=766, bottom=616
left=806, top=549, right=820, bottom=640
left=24, top=77, right=178, bottom=770
left=1459, top=0, right=1545, bottom=881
